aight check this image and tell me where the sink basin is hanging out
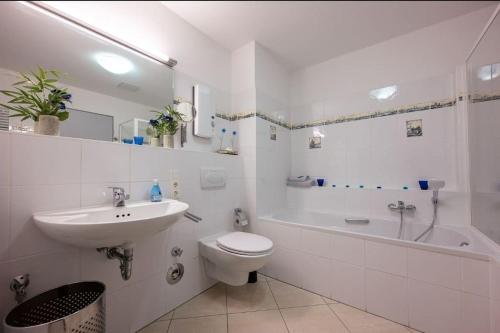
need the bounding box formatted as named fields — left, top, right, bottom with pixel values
left=33, top=200, right=189, bottom=248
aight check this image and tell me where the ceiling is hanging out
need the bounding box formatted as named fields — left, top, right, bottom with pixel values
left=163, top=1, right=496, bottom=70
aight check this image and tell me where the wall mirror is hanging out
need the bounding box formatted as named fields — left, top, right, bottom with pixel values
left=0, top=2, right=175, bottom=143
left=467, top=7, right=500, bottom=245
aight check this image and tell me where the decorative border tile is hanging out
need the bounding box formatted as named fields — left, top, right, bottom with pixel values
left=256, top=112, right=291, bottom=129
left=292, top=98, right=456, bottom=130
left=216, top=94, right=500, bottom=130
left=215, top=112, right=255, bottom=121
left=470, top=93, right=500, bottom=103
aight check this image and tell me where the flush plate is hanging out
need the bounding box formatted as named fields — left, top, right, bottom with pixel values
left=200, top=168, right=226, bottom=189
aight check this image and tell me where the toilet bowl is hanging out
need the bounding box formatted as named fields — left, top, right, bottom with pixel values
left=199, top=231, right=273, bottom=286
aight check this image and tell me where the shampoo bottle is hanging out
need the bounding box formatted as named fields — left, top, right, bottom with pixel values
left=150, top=179, right=162, bottom=202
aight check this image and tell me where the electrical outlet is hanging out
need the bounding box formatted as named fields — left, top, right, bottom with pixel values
left=170, top=169, right=180, bottom=199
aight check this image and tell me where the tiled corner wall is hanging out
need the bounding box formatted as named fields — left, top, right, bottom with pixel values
left=256, top=218, right=500, bottom=333
left=286, top=71, right=471, bottom=227
left=0, top=130, right=245, bottom=333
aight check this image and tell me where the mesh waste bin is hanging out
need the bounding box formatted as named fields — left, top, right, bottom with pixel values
left=4, top=281, right=105, bottom=333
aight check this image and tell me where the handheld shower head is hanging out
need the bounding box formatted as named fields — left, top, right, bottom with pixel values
left=428, top=179, right=445, bottom=203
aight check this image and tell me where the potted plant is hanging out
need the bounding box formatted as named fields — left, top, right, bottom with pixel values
left=146, top=119, right=163, bottom=147
left=0, top=67, right=71, bottom=136
left=150, top=105, right=183, bottom=148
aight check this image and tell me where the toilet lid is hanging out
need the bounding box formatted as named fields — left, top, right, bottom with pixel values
left=216, top=232, right=273, bottom=255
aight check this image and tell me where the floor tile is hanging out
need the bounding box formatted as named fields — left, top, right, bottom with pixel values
left=138, top=320, right=170, bottom=333
left=228, top=310, right=288, bottom=333
left=168, top=315, right=227, bottom=333
left=173, top=284, right=226, bottom=319
left=330, top=303, right=412, bottom=333
left=268, top=280, right=325, bottom=308
left=281, top=305, right=349, bottom=333
left=322, top=296, right=338, bottom=304
left=227, top=281, right=277, bottom=313
left=158, top=311, right=173, bottom=321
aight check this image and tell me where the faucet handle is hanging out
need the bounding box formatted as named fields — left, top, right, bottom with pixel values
left=108, top=186, right=125, bottom=193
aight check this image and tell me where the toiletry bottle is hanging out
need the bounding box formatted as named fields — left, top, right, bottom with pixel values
left=150, top=179, right=162, bottom=202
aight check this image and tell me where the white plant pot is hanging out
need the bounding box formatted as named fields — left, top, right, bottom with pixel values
left=35, top=115, right=60, bottom=136
left=150, top=137, right=160, bottom=147
left=163, top=135, right=174, bottom=148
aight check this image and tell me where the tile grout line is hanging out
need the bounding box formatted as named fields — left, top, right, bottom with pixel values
left=225, top=284, right=229, bottom=333
left=166, top=317, right=172, bottom=333
left=264, top=275, right=291, bottom=333
left=326, top=304, right=353, bottom=333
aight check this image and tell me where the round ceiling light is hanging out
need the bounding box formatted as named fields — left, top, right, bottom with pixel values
left=369, top=85, right=397, bottom=100
left=95, top=53, right=134, bottom=74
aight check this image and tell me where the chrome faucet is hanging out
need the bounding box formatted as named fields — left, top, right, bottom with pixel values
left=108, top=187, right=129, bottom=207
left=388, top=201, right=416, bottom=239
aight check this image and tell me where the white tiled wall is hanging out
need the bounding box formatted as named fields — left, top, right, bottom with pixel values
left=0, top=131, right=244, bottom=333
left=257, top=219, right=498, bottom=333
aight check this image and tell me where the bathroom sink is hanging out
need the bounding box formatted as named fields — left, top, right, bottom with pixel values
left=33, top=200, right=189, bottom=248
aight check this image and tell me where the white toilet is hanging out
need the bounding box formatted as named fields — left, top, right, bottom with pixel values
left=199, top=231, right=273, bottom=286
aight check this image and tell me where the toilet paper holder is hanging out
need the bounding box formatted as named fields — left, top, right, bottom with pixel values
left=234, top=208, right=248, bottom=226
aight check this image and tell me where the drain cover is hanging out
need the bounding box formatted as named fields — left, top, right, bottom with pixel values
left=166, top=263, right=184, bottom=285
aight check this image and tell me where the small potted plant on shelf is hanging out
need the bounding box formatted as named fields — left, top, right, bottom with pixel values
left=150, top=105, right=183, bottom=148
left=146, top=118, right=163, bottom=147
left=0, top=67, right=71, bottom=136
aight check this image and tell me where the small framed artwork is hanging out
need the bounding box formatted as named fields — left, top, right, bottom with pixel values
left=309, top=136, right=322, bottom=149
left=270, top=125, right=276, bottom=140
left=406, top=119, right=422, bottom=137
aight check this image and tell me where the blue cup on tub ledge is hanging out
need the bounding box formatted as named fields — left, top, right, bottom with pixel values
left=419, top=180, right=429, bottom=190
left=316, top=178, right=325, bottom=187
left=134, top=136, right=144, bottom=145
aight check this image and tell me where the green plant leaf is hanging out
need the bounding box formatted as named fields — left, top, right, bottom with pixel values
left=57, top=111, right=69, bottom=121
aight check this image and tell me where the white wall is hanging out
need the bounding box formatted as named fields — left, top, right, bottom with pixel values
left=285, top=6, right=495, bottom=227
left=255, top=44, right=291, bottom=216
left=230, top=42, right=292, bottom=223
left=0, top=132, right=244, bottom=333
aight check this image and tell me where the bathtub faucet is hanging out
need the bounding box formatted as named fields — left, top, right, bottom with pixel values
left=388, top=201, right=416, bottom=239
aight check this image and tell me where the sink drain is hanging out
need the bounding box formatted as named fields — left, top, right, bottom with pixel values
left=166, top=263, right=184, bottom=285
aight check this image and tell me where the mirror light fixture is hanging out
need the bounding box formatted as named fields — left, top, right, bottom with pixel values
left=95, top=53, right=134, bottom=74
left=17, top=1, right=177, bottom=68
left=369, top=85, right=397, bottom=100
left=477, top=63, right=500, bottom=81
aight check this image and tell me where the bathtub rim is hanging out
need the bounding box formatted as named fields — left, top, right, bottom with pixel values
left=258, top=214, right=493, bottom=262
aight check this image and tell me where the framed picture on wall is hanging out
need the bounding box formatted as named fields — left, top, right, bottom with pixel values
left=406, top=119, right=422, bottom=137
left=309, top=136, right=321, bottom=149
left=270, top=125, right=276, bottom=140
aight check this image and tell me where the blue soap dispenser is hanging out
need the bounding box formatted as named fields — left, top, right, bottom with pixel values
left=150, top=179, right=162, bottom=202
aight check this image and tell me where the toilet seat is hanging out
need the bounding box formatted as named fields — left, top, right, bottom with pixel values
left=216, top=232, right=273, bottom=256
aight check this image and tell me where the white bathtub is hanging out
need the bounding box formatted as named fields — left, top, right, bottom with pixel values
left=262, top=209, right=495, bottom=259
left=257, top=209, right=500, bottom=333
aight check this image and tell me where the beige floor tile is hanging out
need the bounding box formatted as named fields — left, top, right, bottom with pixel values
left=322, top=296, right=338, bottom=304
left=330, top=303, right=412, bottom=333
left=228, top=310, right=288, bottom=333
left=173, top=284, right=227, bottom=319
left=281, top=305, right=349, bottom=333
left=138, top=320, right=170, bottom=333
left=158, top=311, right=173, bottom=321
left=269, top=280, right=325, bottom=308
left=227, top=281, right=277, bottom=313
left=168, top=315, right=227, bottom=333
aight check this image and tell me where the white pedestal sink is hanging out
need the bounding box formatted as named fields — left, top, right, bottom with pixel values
left=33, top=200, right=189, bottom=248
